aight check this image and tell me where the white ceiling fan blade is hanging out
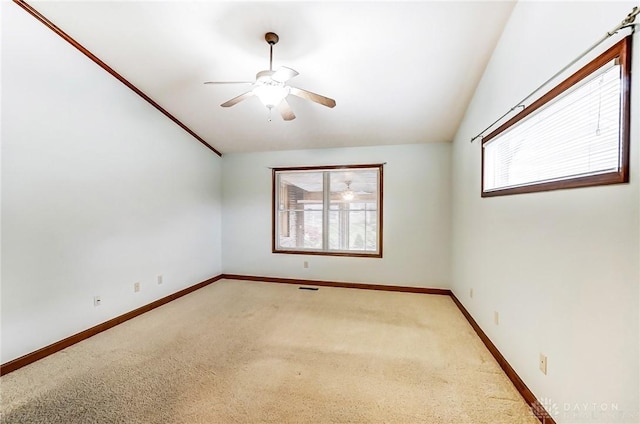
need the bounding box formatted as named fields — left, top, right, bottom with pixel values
left=289, top=86, right=336, bottom=108
left=271, top=67, right=299, bottom=83
left=204, top=81, right=253, bottom=85
left=221, top=91, right=254, bottom=107
left=276, top=99, right=296, bottom=121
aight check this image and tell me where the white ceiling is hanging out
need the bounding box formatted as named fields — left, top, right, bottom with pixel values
left=26, top=1, right=515, bottom=155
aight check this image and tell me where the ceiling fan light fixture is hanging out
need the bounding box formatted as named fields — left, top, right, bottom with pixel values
left=206, top=32, right=335, bottom=120
left=253, top=84, right=290, bottom=108
left=342, top=181, right=355, bottom=201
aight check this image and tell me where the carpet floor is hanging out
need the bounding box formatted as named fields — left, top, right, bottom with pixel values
left=0, top=279, right=538, bottom=423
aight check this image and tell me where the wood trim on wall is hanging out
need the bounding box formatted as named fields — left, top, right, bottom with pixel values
left=271, top=163, right=387, bottom=172
left=450, top=293, right=556, bottom=424
left=226, top=274, right=553, bottom=423
left=271, top=163, right=384, bottom=258
left=221, top=274, right=451, bottom=296
left=0, top=273, right=555, bottom=422
left=0, top=275, right=223, bottom=376
left=11, top=0, right=222, bottom=157
left=481, top=36, right=631, bottom=198
left=482, top=36, right=632, bottom=145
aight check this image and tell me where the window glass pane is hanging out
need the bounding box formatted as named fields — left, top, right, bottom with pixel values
left=365, top=209, right=378, bottom=251
left=348, top=207, right=366, bottom=250
left=481, top=36, right=631, bottom=197
left=327, top=170, right=378, bottom=252
left=484, top=61, right=621, bottom=192
left=274, top=165, right=382, bottom=256
left=276, top=172, right=323, bottom=250
left=302, top=206, right=323, bottom=249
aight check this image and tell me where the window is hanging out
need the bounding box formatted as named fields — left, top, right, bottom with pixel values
left=272, top=164, right=383, bottom=257
left=482, top=36, right=631, bottom=197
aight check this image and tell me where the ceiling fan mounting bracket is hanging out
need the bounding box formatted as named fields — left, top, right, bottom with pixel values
left=265, top=32, right=279, bottom=45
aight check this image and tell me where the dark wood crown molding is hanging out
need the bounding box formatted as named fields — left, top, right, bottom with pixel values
left=12, top=0, right=222, bottom=157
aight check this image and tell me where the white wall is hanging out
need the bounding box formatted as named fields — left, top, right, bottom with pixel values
left=1, top=3, right=222, bottom=363
left=451, top=1, right=639, bottom=422
left=4, top=1, right=638, bottom=419
left=222, top=144, right=451, bottom=288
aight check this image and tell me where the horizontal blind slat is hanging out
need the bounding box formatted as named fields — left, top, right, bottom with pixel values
left=484, top=62, right=622, bottom=191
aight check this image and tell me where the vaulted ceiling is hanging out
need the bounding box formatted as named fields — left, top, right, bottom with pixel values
left=23, top=1, right=515, bottom=154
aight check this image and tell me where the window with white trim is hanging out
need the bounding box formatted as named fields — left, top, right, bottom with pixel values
left=272, top=164, right=383, bottom=257
left=482, top=36, right=631, bottom=197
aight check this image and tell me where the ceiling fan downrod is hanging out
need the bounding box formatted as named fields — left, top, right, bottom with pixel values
left=265, top=32, right=279, bottom=72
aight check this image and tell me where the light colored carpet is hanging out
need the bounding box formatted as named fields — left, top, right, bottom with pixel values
left=0, top=279, right=538, bottom=423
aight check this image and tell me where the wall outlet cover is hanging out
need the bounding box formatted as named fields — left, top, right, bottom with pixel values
left=539, top=353, right=548, bottom=375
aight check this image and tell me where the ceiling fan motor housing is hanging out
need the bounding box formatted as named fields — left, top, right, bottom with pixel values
left=265, top=32, right=279, bottom=45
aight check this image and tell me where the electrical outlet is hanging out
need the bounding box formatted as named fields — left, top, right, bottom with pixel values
left=93, top=296, right=101, bottom=306
left=469, top=288, right=474, bottom=298
left=303, top=261, right=309, bottom=269
left=539, top=353, right=548, bottom=375
left=134, top=282, right=140, bottom=292
left=157, top=275, right=163, bottom=285
left=494, top=311, right=499, bottom=325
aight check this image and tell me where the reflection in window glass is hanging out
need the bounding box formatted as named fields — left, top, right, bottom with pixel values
left=274, top=165, right=382, bottom=257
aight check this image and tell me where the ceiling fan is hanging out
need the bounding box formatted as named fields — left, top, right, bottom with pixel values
left=205, top=32, right=336, bottom=121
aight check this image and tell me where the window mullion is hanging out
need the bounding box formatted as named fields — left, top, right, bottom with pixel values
left=322, top=171, right=330, bottom=251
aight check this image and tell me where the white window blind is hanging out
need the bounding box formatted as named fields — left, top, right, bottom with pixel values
left=483, top=59, right=622, bottom=192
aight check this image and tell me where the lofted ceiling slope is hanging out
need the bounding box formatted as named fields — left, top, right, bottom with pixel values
left=24, top=1, right=515, bottom=154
